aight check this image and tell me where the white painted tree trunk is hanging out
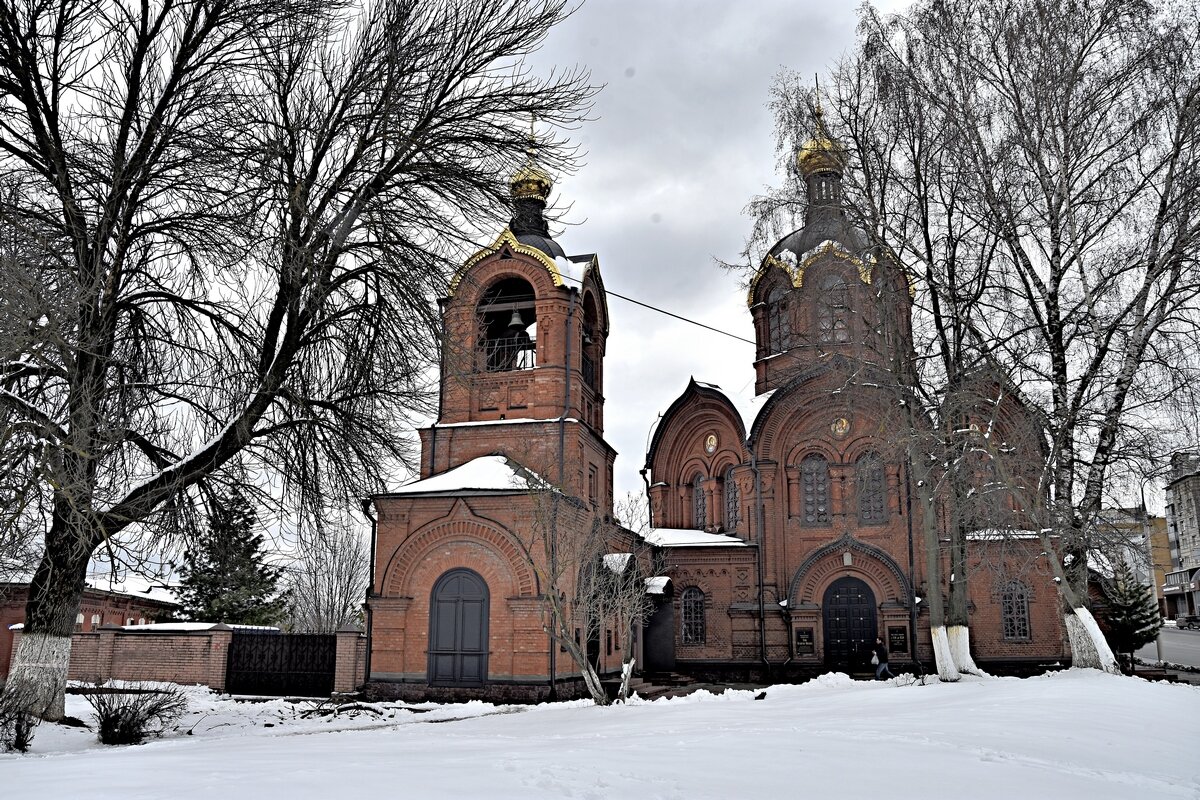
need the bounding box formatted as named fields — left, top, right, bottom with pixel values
left=618, top=659, right=635, bottom=702
left=947, top=625, right=987, bottom=677
left=4, top=633, right=71, bottom=721
left=1064, top=607, right=1120, bottom=674
left=930, top=625, right=960, bottom=682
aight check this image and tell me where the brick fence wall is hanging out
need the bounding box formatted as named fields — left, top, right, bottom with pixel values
left=8, top=625, right=366, bottom=695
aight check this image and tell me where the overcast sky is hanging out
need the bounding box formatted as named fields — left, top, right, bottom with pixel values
left=519, top=0, right=904, bottom=501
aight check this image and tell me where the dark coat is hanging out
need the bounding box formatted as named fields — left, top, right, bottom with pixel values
left=873, top=642, right=889, bottom=663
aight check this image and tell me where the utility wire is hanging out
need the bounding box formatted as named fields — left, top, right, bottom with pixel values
left=558, top=273, right=756, bottom=346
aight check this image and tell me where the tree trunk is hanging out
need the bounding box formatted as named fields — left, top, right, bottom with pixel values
left=618, top=658, right=635, bottom=703
left=1062, top=605, right=1120, bottom=674
left=2, top=513, right=93, bottom=721
left=913, top=463, right=958, bottom=682
left=946, top=529, right=984, bottom=676
left=1035, top=530, right=1119, bottom=673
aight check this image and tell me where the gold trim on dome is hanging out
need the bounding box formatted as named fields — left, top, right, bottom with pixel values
left=448, top=228, right=563, bottom=297
left=746, top=252, right=794, bottom=307
left=793, top=240, right=873, bottom=289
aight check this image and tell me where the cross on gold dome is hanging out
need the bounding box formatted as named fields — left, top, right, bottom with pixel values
left=510, top=113, right=553, bottom=201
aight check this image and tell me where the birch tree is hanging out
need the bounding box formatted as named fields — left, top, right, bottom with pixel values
left=796, top=0, right=1200, bottom=671
left=0, top=0, right=593, bottom=730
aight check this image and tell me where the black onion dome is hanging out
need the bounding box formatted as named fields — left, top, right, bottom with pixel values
left=767, top=216, right=869, bottom=264
left=514, top=231, right=566, bottom=260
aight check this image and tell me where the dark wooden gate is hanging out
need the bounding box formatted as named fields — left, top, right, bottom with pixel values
left=822, top=577, right=877, bottom=672
left=225, top=631, right=336, bottom=696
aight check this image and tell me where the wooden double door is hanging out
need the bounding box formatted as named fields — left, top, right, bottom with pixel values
left=822, top=576, right=877, bottom=671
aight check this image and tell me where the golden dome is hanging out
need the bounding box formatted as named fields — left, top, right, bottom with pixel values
left=510, top=160, right=553, bottom=201
left=796, top=135, right=844, bottom=177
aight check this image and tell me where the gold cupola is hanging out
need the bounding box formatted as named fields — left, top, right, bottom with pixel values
left=796, top=135, right=844, bottom=177
left=510, top=159, right=553, bottom=202
left=796, top=100, right=844, bottom=177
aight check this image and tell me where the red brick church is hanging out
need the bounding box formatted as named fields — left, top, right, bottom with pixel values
left=363, top=138, right=1067, bottom=701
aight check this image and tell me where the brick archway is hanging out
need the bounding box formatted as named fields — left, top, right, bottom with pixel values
left=788, top=533, right=910, bottom=608
left=381, top=514, right=537, bottom=600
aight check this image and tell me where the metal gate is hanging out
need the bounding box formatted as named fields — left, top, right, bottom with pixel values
left=225, top=631, right=336, bottom=696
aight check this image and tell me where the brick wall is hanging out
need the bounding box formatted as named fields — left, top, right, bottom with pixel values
left=8, top=625, right=364, bottom=696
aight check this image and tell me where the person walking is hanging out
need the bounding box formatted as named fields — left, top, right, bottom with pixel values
left=873, top=636, right=895, bottom=680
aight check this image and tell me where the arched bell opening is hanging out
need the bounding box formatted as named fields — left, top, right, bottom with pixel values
left=580, top=291, right=601, bottom=394
left=477, top=277, right=537, bottom=372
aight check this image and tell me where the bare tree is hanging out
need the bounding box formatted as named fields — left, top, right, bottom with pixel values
left=284, top=515, right=370, bottom=633
left=786, top=0, right=1200, bottom=672
left=0, top=0, right=594, bottom=728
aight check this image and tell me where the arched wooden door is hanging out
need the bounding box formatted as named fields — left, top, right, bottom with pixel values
left=822, top=576, right=877, bottom=672
left=428, top=569, right=489, bottom=686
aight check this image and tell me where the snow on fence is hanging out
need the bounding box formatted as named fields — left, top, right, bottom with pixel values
left=7, top=624, right=366, bottom=695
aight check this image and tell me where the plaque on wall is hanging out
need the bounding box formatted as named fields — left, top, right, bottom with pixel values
left=795, top=627, right=815, bottom=655
left=888, top=626, right=909, bottom=654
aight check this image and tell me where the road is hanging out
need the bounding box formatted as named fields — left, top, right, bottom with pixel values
left=1135, top=626, right=1200, bottom=667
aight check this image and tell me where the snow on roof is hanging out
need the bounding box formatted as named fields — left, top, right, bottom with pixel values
left=85, top=573, right=179, bottom=606
left=119, top=623, right=281, bottom=632
left=388, top=455, right=544, bottom=496
left=6, top=570, right=180, bottom=606
left=691, top=381, right=776, bottom=436
left=964, top=528, right=1041, bottom=540
left=432, top=417, right=580, bottom=428
left=555, top=255, right=595, bottom=285
left=645, top=576, right=671, bottom=595
left=603, top=553, right=633, bottom=573
left=120, top=622, right=219, bottom=632
left=642, top=528, right=748, bottom=548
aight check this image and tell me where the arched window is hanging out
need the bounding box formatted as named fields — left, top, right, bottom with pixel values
left=800, top=455, right=831, bottom=526
left=692, top=473, right=707, bottom=530
left=857, top=453, right=887, bottom=525
left=681, top=587, right=706, bottom=645
left=477, top=277, right=537, bottom=371
left=817, top=273, right=850, bottom=343
left=724, top=466, right=740, bottom=530
left=581, top=292, right=600, bottom=391
left=90, top=614, right=100, bottom=626
left=1000, top=580, right=1031, bottom=641
left=767, top=286, right=792, bottom=354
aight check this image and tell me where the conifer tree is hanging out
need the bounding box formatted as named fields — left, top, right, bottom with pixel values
left=1100, top=561, right=1163, bottom=674
left=175, top=491, right=286, bottom=625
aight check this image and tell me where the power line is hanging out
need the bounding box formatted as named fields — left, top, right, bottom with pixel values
left=558, top=273, right=756, bottom=346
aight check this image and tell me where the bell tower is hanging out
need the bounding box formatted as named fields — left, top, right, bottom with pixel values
left=417, top=159, right=615, bottom=513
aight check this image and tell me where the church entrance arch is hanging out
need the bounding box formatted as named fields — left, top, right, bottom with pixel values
left=428, top=569, right=489, bottom=687
left=822, top=577, right=877, bottom=672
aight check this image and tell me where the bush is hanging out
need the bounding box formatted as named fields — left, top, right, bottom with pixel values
left=0, top=703, right=37, bottom=753
left=0, top=684, right=42, bottom=753
left=85, top=685, right=188, bottom=745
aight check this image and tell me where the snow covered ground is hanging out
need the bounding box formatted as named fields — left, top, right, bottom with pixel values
left=4, top=670, right=1198, bottom=799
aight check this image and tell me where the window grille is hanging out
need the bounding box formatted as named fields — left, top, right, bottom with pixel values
left=693, top=474, right=706, bottom=530
left=800, top=455, right=831, bottom=526
left=724, top=467, right=740, bottom=530
left=818, top=274, right=850, bottom=343
left=1001, top=581, right=1031, bottom=640
left=857, top=453, right=887, bottom=524
left=681, top=587, right=705, bottom=645
left=767, top=286, right=790, bottom=354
